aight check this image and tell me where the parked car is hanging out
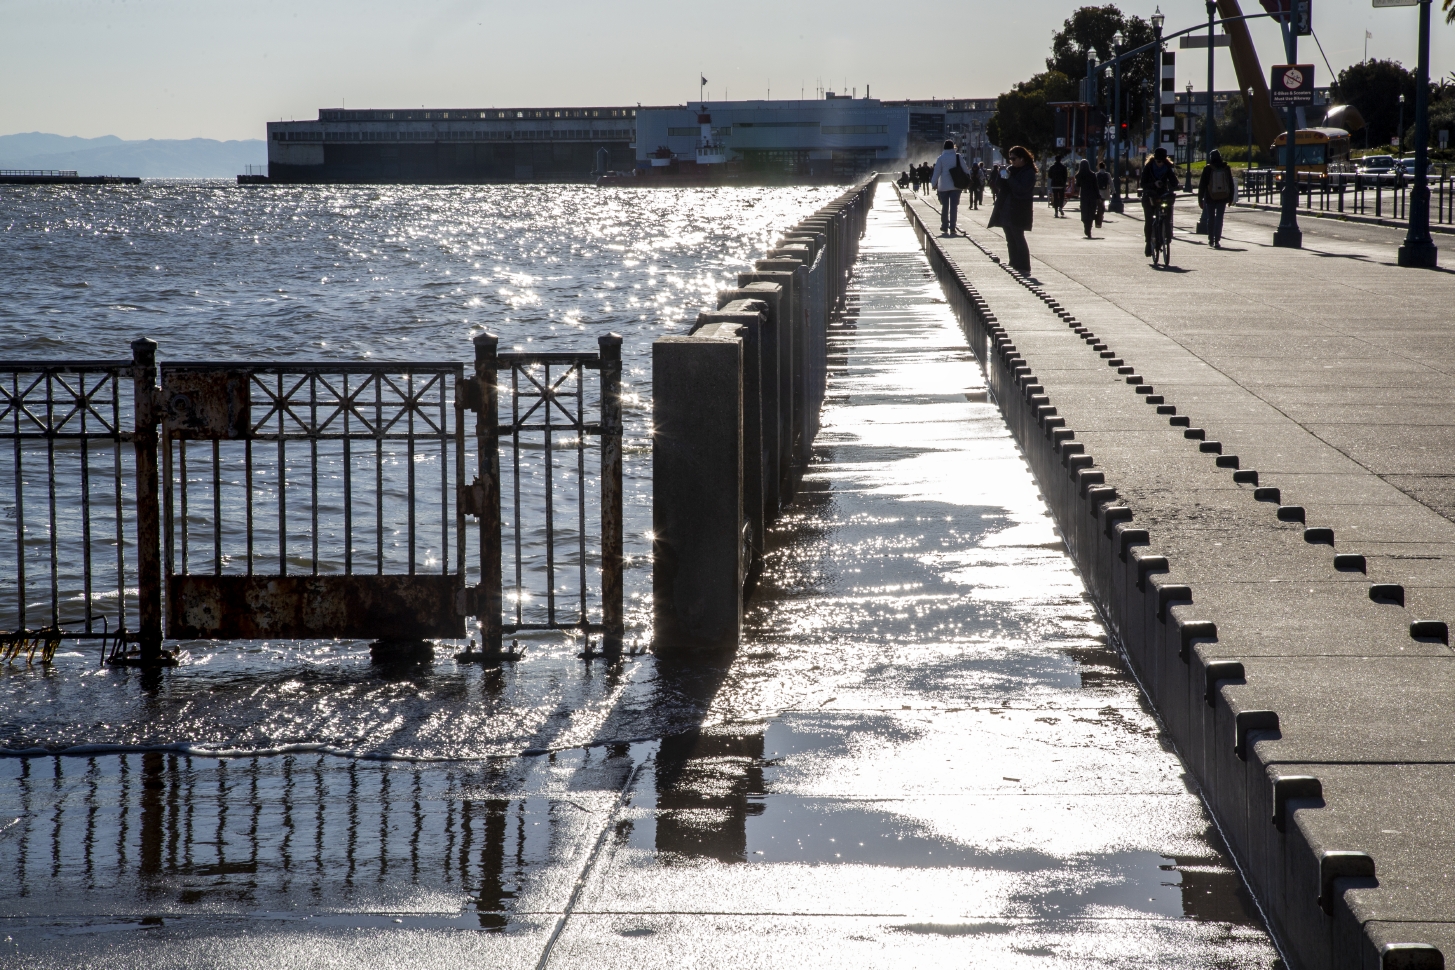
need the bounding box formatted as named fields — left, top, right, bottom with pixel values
left=1357, top=154, right=1396, bottom=175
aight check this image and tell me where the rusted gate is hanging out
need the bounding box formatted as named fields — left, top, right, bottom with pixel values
left=0, top=334, right=624, bottom=667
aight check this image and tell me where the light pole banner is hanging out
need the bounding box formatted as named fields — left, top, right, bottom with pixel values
left=1161, top=51, right=1176, bottom=144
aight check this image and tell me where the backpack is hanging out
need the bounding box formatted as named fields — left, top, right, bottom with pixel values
left=1207, top=166, right=1232, bottom=201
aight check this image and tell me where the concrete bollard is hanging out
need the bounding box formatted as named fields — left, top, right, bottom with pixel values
left=718, top=284, right=786, bottom=517
left=694, top=301, right=768, bottom=569
left=652, top=323, right=745, bottom=653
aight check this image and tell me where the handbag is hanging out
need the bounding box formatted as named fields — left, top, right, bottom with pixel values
left=986, top=193, right=1005, bottom=229
left=950, top=154, right=971, bottom=190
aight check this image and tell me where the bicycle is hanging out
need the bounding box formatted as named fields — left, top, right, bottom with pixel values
left=1148, top=193, right=1174, bottom=267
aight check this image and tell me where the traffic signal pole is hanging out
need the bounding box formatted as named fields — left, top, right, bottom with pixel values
left=1272, top=14, right=1303, bottom=248
left=1398, top=0, right=1438, bottom=267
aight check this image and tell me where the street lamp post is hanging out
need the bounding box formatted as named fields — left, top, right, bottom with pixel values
left=1398, top=0, right=1438, bottom=267
left=1186, top=82, right=1195, bottom=178
left=1246, top=86, right=1255, bottom=174
left=1398, top=93, right=1406, bottom=154
left=1111, top=31, right=1125, bottom=212
left=1152, top=7, right=1165, bottom=163
left=1273, top=7, right=1302, bottom=248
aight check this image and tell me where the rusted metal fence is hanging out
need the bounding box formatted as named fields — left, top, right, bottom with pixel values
left=467, top=333, right=623, bottom=654
left=0, top=333, right=624, bottom=667
left=1, top=357, right=136, bottom=662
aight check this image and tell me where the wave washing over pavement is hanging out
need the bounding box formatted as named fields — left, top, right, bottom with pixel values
left=0, top=189, right=1276, bottom=967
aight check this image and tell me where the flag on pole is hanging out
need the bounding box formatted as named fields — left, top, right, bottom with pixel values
left=701, top=76, right=708, bottom=86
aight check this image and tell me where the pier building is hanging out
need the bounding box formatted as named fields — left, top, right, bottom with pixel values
left=266, top=106, right=642, bottom=183
left=633, top=99, right=908, bottom=180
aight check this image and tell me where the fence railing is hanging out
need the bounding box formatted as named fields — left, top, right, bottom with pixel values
left=0, top=170, right=79, bottom=178
left=1236, top=169, right=1455, bottom=225
left=0, top=335, right=624, bottom=667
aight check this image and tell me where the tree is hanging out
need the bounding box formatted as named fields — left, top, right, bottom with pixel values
left=988, top=72, right=1078, bottom=156
left=1330, top=59, right=1418, bottom=146
left=1046, top=5, right=1158, bottom=132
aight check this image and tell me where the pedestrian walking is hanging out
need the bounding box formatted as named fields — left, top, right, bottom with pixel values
left=1095, top=161, right=1111, bottom=227
left=987, top=163, right=1002, bottom=203
left=968, top=162, right=984, bottom=209
left=931, top=140, right=971, bottom=235
left=1047, top=155, right=1068, bottom=217
left=1197, top=148, right=1236, bottom=249
left=988, top=146, right=1037, bottom=274
left=1075, top=159, right=1099, bottom=238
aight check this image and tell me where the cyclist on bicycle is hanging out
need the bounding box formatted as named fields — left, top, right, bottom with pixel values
left=1140, top=147, right=1180, bottom=257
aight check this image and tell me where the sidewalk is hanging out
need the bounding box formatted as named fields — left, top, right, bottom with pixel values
left=902, top=186, right=1455, bottom=968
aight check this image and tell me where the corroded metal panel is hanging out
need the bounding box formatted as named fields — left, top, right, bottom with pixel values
left=167, top=574, right=463, bottom=640
left=161, top=368, right=250, bottom=439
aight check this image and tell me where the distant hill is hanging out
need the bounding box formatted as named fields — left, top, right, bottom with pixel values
left=0, top=132, right=266, bottom=178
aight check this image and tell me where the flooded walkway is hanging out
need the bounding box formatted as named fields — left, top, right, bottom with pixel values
left=1, top=192, right=1275, bottom=968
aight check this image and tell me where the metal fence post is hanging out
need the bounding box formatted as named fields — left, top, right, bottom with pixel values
left=473, top=332, right=503, bottom=652
left=598, top=333, right=624, bottom=653
left=130, top=338, right=164, bottom=665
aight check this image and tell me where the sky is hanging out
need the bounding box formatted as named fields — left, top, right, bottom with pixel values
left=1, top=0, right=1451, bottom=141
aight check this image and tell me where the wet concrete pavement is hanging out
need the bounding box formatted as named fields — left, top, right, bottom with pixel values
left=1, top=192, right=1277, bottom=967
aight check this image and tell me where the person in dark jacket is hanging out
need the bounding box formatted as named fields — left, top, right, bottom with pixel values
left=989, top=146, right=1037, bottom=274
left=1139, top=147, right=1180, bottom=257
left=1197, top=148, right=1236, bottom=248
left=968, top=161, right=984, bottom=209
left=1075, top=159, right=1100, bottom=238
left=1095, top=160, right=1111, bottom=227
left=1047, top=155, right=1069, bottom=217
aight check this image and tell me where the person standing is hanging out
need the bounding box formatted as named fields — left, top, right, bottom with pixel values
left=988, top=146, right=1037, bottom=274
left=968, top=161, right=984, bottom=209
left=1047, top=155, right=1069, bottom=217
left=931, top=140, right=970, bottom=235
left=1095, top=160, right=1111, bottom=228
left=1197, top=148, right=1236, bottom=248
left=1075, top=159, right=1100, bottom=238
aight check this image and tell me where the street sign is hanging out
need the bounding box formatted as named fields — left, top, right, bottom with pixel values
left=1177, top=134, right=1188, bottom=146
left=1372, top=0, right=1419, bottom=7
left=1180, top=34, right=1232, bottom=48
left=1270, top=64, right=1316, bottom=106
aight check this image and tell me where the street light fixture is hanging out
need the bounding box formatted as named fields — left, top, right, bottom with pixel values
left=1151, top=8, right=1165, bottom=162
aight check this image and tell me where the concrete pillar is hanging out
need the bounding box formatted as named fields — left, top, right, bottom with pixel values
left=718, top=283, right=785, bottom=517
left=652, top=322, right=744, bottom=653
left=694, top=301, right=767, bottom=570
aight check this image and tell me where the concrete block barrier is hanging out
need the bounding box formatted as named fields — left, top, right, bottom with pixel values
left=896, top=185, right=1455, bottom=969
left=652, top=176, right=876, bottom=653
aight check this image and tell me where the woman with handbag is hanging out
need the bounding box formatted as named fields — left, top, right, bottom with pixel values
left=988, top=146, right=1037, bottom=274
left=930, top=140, right=971, bottom=235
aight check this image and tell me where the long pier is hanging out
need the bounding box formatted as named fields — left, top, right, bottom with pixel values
left=901, top=185, right=1455, bottom=968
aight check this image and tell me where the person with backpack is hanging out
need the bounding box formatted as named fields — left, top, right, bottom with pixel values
left=931, top=139, right=972, bottom=235
left=1047, top=155, right=1069, bottom=217
left=1197, top=148, right=1236, bottom=248
left=1095, top=160, right=1112, bottom=228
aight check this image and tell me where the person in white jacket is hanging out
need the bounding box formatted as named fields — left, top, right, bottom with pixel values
left=930, top=140, right=970, bottom=235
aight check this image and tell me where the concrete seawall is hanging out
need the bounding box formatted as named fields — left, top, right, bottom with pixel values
left=652, top=178, right=876, bottom=651
left=898, top=187, right=1453, bottom=970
